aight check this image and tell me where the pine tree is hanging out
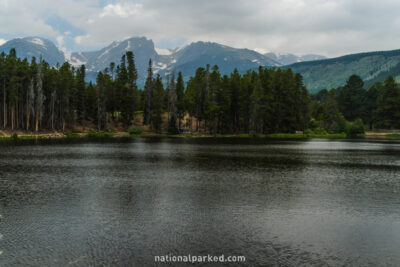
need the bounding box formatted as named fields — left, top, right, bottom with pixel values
left=75, top=65, right=86, bottom=130
left=143, top=59, right=153, bottom=125
left=230, top=69, right=241, bottom=133
left=176, top=71, right=185, bottom=129
left=375, top=76, right=400, bottom=129
left=151, top=75, right=164, bottom=133
left=336, top=74, right=366, bottom=121
left=168, top=73, right=179, bottom=134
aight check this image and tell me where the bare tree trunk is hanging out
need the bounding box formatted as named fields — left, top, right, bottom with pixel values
left=97, top=87, right=101, bottom=131
left=26, top=111, right=30, bottom=131
left=11, top=104, right=14, bottom=130
left=82, top=95, right=85, bottom=131
left=16, top=100, right=18, bottom=129
left=3, top=79, right=6, bottom=129
left=51, top=90, right=56, bottom=131
left=35, top=56, right=43, bottom=132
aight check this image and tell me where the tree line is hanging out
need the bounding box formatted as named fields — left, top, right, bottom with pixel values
left=0, top=48, right=399, bottom=135
left=311, top=74, right=400, bottom=132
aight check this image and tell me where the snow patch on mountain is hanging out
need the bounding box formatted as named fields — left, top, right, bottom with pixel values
left=69, top=52, right=87, bottom=67
left=155, top=48, right=172, bottom=55
left=28, top=38, right=46, bottom=48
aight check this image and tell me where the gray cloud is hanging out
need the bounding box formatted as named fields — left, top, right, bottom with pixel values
left=1, top=0, right=400, bottom=57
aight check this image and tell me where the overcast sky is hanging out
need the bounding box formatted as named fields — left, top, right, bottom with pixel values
left=1, top=0, right=400, bottom=57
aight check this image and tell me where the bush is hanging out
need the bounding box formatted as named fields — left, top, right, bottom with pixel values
left=128, top=126, right=143, bottom=135
left=345, top=118, right=365, bottom=138
left=11, top=133, right=18, bottom=140
left=167, top=118, right=179, bottom=135
left=304, top=129, right=314, bottom=135
left=313, top=128, right=328, bottom=135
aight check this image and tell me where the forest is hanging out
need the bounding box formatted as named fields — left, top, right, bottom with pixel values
left=0, top=48, right=399, bottom=136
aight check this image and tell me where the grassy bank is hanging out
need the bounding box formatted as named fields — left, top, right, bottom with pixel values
left=365, top=132, right=400, bottom=139
left=126, top=133, right=347, bottom=139
left=5, top=131, right=400, bottom=140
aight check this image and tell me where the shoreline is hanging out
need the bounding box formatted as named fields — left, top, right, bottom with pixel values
left=1, top=131, right=400, bottom=140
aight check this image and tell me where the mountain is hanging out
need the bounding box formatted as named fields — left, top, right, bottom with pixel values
left=70, top=38, right=280, bottom=84
left=265, top=52, right=326, bottom=65
left=0, top=37, right=65, bottom=66
left=9, top=36, right=400, bottom=93
left=164, top=41, right=280, bottom=81
left=285, top=49, right=400, bottom=92
left=69, top=37, right=163, bottom=84
left=0, top=36, right=280, bottom=85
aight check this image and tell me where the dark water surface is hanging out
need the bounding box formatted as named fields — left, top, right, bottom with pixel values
left=1, top=138, right=400, bottom=266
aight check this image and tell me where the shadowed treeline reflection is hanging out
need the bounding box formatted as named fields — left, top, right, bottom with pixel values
left=1, top=138, right=400, bottom=266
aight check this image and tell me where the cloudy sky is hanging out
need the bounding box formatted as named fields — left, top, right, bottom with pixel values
left=0, top=0, right=399, bottom=57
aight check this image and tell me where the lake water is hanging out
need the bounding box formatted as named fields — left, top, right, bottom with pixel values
left=0, top=138, right=400, bottom=266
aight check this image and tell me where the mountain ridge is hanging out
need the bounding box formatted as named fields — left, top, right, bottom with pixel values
left=0, top=36, right=284, bottom=85
left=6, top=36, right=400, bottom=92
left=265, top=52, right=326, bottom=65
left=286, top=48, right=400, bottom=92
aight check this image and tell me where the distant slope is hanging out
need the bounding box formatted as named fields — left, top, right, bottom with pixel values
left=265, top=52, right=326, bottom=65
left=286, top=49, right=400, bottom=92
left=0, top=37, right=65, bottom=66
left=169, top=42, right=280, bottom=81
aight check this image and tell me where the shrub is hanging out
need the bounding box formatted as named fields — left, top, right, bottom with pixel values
left=128, top=126, right=143, bottom=135
left=304, top=129, right=314, bottom=135
left=11, top=133, right=18, bottom=140
left=345, top=118, right=365, bottom=138
left=313, top=128, right=328, bottom=135
left=167, top=118, right=179, bottom=135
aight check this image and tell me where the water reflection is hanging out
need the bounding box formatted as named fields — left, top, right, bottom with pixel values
left=0, top=138, right=400, bottom=266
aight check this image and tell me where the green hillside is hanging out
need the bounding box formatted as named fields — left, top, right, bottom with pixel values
left=286, top=49, right=400, bottom=92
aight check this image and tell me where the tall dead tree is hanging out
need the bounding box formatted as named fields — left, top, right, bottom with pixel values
left=50, top=89, right=56, bottom=131
left=3, top=69, right=6, bottom=129
left=35, top=55, right=43, bottom=132
left=26, top=78, right=34, bottom=130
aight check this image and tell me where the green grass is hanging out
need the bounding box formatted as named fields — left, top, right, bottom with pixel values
left=0, top=132, right=357, bottom=141
left=387, top=133, right=400, bottom=138
left=366, top=133, right=400, bottom=139
left=17, top=135, right=45, bottom=139
left=64, top=132, right=81, bottom=138
left=126, top=132, right=347, bottom=139
left=0, top=134, right=45, bottom=140
left=306, top=133, right=347, bottom=139
left=85, top=131, right=115, bottom=138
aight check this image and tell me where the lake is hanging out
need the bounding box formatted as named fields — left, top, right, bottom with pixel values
left=0, top=138, right=400, bottom=266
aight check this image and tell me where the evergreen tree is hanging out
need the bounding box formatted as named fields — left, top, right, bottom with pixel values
left=375, top=76, right=400, bottom=129
left=143, top=59, right=153, bottom=125
left=168, top=73, right=179, bottom=134
left=176, top=71, right=185, bottom=130
left=75, top=65, right=86, bottom=130
left=151, top=75, right=164, bottom=133
left=336, top=74, right=366, bottom=121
